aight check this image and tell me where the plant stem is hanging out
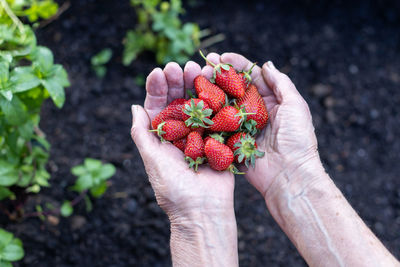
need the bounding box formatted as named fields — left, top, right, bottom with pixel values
left=199, top=33, right=225, bottom=50
left=0, top=0, right=25, bottom=33
left=23, top=189, right=89, bottom=219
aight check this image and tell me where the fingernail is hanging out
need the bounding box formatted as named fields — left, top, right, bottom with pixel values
left=267, top=61, right=276, bottom=70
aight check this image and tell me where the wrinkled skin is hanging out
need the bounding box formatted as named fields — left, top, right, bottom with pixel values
left=131, top=52, right=319, bottom=217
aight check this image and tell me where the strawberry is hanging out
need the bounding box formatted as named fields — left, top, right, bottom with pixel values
left=173, top=138, right=187, bottom=152
left=238, top=62, right=257, bottom=88
left=182, top=98, right=214, bottom=128
left=199, top=51, right=246, bottom=98
left=237, top=84, right=269, bottom=131
left=210, top=106, right=252, bottom=132
left=152, top=98, right=186, bottom=129
left=194, top=75, right=226, bottom=114
left=204, top=134, right=243, bottom=173
left=226, top=132, right=265, bottom=168
left=150, top=120, right=190, bottom=142
left=193, top=126, right=205, bottom=136
left=184, top=132, right=206, bottom=171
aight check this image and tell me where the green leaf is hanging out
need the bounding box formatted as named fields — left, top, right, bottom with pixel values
left=84, top=195, right=93, bottom=212
left=0, top=95, right=28, bottom=125
left=72, top=174, right=93, bottom=192
left=2, top=239, right=24, bottom=261
left=60, top=201, right=73, bottom=217
left=71, top=165, right=87, bottom=176
left=0, top=61, right=10, bottom=84
left=84, top=158, right=102, bottom=171
left=10, top=67, right=41, bottom=93
left=0, top=90, right=13, bottom=101
left=0, top=260, right=12, bottom=267
left=97, top=164, right=116, bottom=180
left=0, top=187, right=13, bottom=201
left=33, top=46, right=54, bottom=73
left=0, top=229, right=13, bottom=248
left=93, top=66, right=106, bottom=78
left=90, top=180, right=108, bottom=198
left=41, top=76, right=65, bottom=108
left=0, top=161, right=18, bottom=186
left=91, top=49, right=113, bottom=66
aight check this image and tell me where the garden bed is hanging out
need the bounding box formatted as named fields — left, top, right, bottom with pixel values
left=1, top=0, right=400, bottom=266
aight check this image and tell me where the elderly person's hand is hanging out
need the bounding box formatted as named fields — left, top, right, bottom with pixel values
left=131, top=62, right=238, bottom=267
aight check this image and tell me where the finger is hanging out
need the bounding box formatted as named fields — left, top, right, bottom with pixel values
left=183, top=61, right=202, bottom=98
left=164, top=62, right=184, bottom=104
left=201, top=65, right=214, bottom=80
left=131, top=105, right=160, bottom=153
left=221, top=52, right=274, bottom=97
left=144, top=68, right=168, bottom=120
left=261, top=62, right=302, bottom=104
left=201, top=52, right=220, bottom=80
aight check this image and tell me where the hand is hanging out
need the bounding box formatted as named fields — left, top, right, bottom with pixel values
left=202, top=52, right=322, bottom=198
left=131, top=62, right=235, bottom=222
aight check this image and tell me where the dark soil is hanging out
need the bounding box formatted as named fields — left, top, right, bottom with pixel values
left=1, top=0, right=400, bottom=266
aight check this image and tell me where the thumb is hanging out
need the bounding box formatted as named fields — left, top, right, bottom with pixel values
left=261, top=61, right=303, bottom=104
left=131, top=105, right=159, bottom=154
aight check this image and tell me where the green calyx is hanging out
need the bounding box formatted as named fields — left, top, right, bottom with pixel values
left=183, top=99, right=214, bottom=128
left=228, top=164, right=245, bottom=175
left=199, top=50, right=232, bottom=83
left=239, top=62, right=257, bottom=86
left=234, top=107, right=256, bottom=127
left=209, top=133, right=225, bottom=143
left=149, top=121, right=167, bottom=142
left=185, top=156, right=206, bottom=172
left=242, top=119, right=258, bottom=135
left=233, top=134, right=265, bottom=168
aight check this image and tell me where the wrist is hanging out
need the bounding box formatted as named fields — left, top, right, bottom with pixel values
left=169, top=203, right=238, bottom=267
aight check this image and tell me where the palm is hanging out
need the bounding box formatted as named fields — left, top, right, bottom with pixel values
left=138, top=61, right=235, bottom=214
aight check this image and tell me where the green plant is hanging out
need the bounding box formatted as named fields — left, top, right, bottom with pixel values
left=0, top=228, right=24, bottom=266
left=91, top=48, right=112, bottom=78
left=61, top=158, right=116, bottom=217
left=122, top=0, right=201, bottom=65
left=0, top=0, right=69, bottom=202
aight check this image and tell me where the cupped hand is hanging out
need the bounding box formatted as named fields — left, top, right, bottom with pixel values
left=202, top=52, right=322, bottom=198
left=131, top=62, right=235, bottom=222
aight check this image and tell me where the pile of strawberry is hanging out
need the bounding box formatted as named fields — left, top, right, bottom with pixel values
left=150, top=52, right=269, bottom=173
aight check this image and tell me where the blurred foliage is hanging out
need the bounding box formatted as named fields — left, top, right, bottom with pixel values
left=0, top=228, right=24, bottom=267
left=0, top=0, right=69, bottom=201
left=91, top=48, right=112, bottom=78
left=122, top=0, right=201, bottom=65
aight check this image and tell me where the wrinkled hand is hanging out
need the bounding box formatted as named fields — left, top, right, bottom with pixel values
left=202, top=53, right=321, bottom=198
left=131, top=62, right=235, bottom=222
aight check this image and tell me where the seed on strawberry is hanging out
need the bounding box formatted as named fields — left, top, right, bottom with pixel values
left=182, top=98, right=214, bottom=128
left=194, top=75, right=226, bottom=114
left=226, top=132, right=265, bottom=168
left=150, top=120, right=190, bottom=142
left=173, top=138, right=187, bottom=152
left=237, top=84, right=269, bottom=132
left=199, top=51, right=246, bottom=98
left=184, top=132, right=206, bottom=171
left=210, top=106, right=254, bottom=132
left=152, top=98, right=186, bottom=129
left=204, top=134, right=244, bottom=174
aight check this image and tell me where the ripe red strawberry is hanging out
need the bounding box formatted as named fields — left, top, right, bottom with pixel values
left=184, top=132, right=206, bottom=171
left=193, top=126, right=205, bottom=136
left=210, top=106, right=251, bottom=132
left=237, top=85, right=269, bottom=131
left=194, top=75, right=226, bottom=114
left=151, top=98, right=186, bottom=129
left=182, top=98, right=214, bottom=128
left=226, top=132, right=265, bottom=168
left=150, top=120, right=190, bottom=142
left=204, top=134, right=243, bottom=173
left=173, top=138, right=187, bottom=152
left=199, top=51, right=246, bottom=98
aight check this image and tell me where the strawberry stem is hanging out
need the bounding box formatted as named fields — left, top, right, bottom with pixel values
left=199, top=50, right=216, bottom=68
left=228, top=164, right=245, bottom=175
